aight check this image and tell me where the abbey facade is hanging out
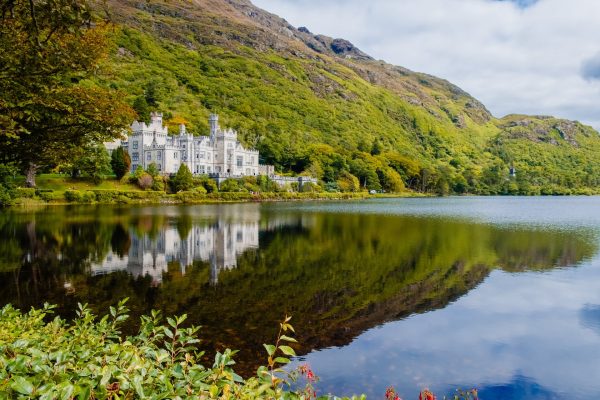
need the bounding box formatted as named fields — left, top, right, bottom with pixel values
left=117, top=112, right=262, bottom=176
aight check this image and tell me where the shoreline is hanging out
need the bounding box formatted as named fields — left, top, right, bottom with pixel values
left=9, top=189, right=425, bottom=208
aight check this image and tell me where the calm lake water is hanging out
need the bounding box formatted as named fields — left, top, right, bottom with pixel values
left=1, top=197, right=600, bottom=399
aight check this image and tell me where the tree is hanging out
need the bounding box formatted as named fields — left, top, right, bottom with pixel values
left=370, top=139, right=383, bottom=155
left=144, top=81, right=161, bottom=108
left=0, top=0, right=134, bottom=187
left=111, top=147, right=131, bottom=180
left=132, top=95, right=151, bottom=124
left=146, top=162, right=160, bottom=178
left=73, top=143, right=112, bottom=184
left=336, top=171, right=360, bottom=192
left=170, top=164, right=194, bottom=192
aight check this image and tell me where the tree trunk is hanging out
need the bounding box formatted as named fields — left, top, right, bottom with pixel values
left=25, top=162, right=38, bottom=188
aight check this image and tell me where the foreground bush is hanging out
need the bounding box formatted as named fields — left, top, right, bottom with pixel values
left=0, top=301, right=364, bottom=400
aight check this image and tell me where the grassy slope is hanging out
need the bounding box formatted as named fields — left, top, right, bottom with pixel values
left=87, top=0, right=600, bottom=194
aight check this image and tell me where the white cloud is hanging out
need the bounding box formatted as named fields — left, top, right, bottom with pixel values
left=252, top=0, right=600, bottom=129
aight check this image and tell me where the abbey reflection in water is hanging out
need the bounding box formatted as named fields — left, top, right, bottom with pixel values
left=0, top=203, right=596, bottom=374
left=92, top=219, right=260, bottom=285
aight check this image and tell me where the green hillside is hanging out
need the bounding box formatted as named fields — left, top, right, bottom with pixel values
left=90, top=0, right=600, bottom=195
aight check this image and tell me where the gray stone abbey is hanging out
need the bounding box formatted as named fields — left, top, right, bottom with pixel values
left=117, top=112, right=263, bottom=176
left=106, top=112, right=317, bottom=187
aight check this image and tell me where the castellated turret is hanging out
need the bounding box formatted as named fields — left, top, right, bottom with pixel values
left=150, top=112, right=163, bottom=127
left=209, top=114, right=219, bottom=136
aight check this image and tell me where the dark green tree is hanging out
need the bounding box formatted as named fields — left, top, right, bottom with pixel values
left=170, top=164, right=194, bottom=192
left=110, top=147, right=131, bottom=180
left=370, top=139, right=383, bottom=155
left=144, top=81, right=161, bottom=107
left=133, top=95, right=151, bottom=123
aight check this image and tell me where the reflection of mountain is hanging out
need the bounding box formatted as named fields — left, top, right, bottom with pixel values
left=0, top=204, right=596, bottom=377
left=91, top=221, right=260, bottom=285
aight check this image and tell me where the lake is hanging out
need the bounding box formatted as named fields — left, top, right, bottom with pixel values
left=1, top=197, right=600, bottom=399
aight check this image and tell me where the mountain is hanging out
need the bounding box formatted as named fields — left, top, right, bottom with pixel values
left=90, top=0, right=600, bottom=195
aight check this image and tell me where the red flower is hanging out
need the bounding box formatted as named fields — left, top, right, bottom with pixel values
left=419, top=389, right=436, bottom=400
left=385, top=386, right=402, bottom=400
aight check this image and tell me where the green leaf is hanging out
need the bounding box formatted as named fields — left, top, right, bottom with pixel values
left=278, top=345, right=296, bottom=356
left=274, top=357, right=290, bottom=364
left=60, top=384, right=74, bottom=400
left=10, top=376, right=34, bottom=395
left=279, top=335, right=298, bottom=343
left=263, top=344, right=276, bottom=356
left=164, top=328, right=174, bottom=339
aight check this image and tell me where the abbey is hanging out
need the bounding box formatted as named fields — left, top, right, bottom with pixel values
left=118, top=112, right=264, bottom=176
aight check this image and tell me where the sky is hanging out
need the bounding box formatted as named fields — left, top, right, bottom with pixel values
left=252, top=0, right=600, bottom=129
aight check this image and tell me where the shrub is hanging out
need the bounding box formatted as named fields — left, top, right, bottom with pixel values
left=64, top=190, right=96, bottom=203
left=195, top=176, right=218, bottom=193
left=15, top=187, right=36, bottom=198
left=37, top=191, right=61, bottom=202
left=219, top=178, right=245, bottom=192
left=128, top=165, right=145, bottom=184
left=151, top=176, right=166, bottom=191
left=0, top=302, right=367, bottom=400
left=300, top=182, right=321, bottom=193
left=137, top=173, right=154, bottom=190
left=192, top=185, right=207, bottom=195
left=0, top=185, right=13, bottom=207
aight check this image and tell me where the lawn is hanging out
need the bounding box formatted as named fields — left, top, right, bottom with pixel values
left=17, top=174, right=143, bottom=193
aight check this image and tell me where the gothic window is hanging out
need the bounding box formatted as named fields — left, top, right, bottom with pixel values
left=200, top=151, right=205, bottom=159
left=157, top=152, right=162, bottom=160
left=196, top=153, right=199, bottom=159
left=174, top=152, right=178, bottom=159
left=132, top=152, right=139, bottom=161
left=251, top=156, right=254, bottom=164
left=146, top=153, right=151, bottom=161
left=133, top=141, right=138, bottom=150
left=237, top=156, right=243, bottom=167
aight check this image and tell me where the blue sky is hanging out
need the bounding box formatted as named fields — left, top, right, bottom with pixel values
left=252, top=0, right=600, bottom=129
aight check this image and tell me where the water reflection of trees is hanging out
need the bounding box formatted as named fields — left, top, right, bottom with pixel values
left=0, top=206, right=596, bottom=375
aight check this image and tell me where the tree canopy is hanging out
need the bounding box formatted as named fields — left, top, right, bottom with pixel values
left=0, top=0, right=134, bottom=186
